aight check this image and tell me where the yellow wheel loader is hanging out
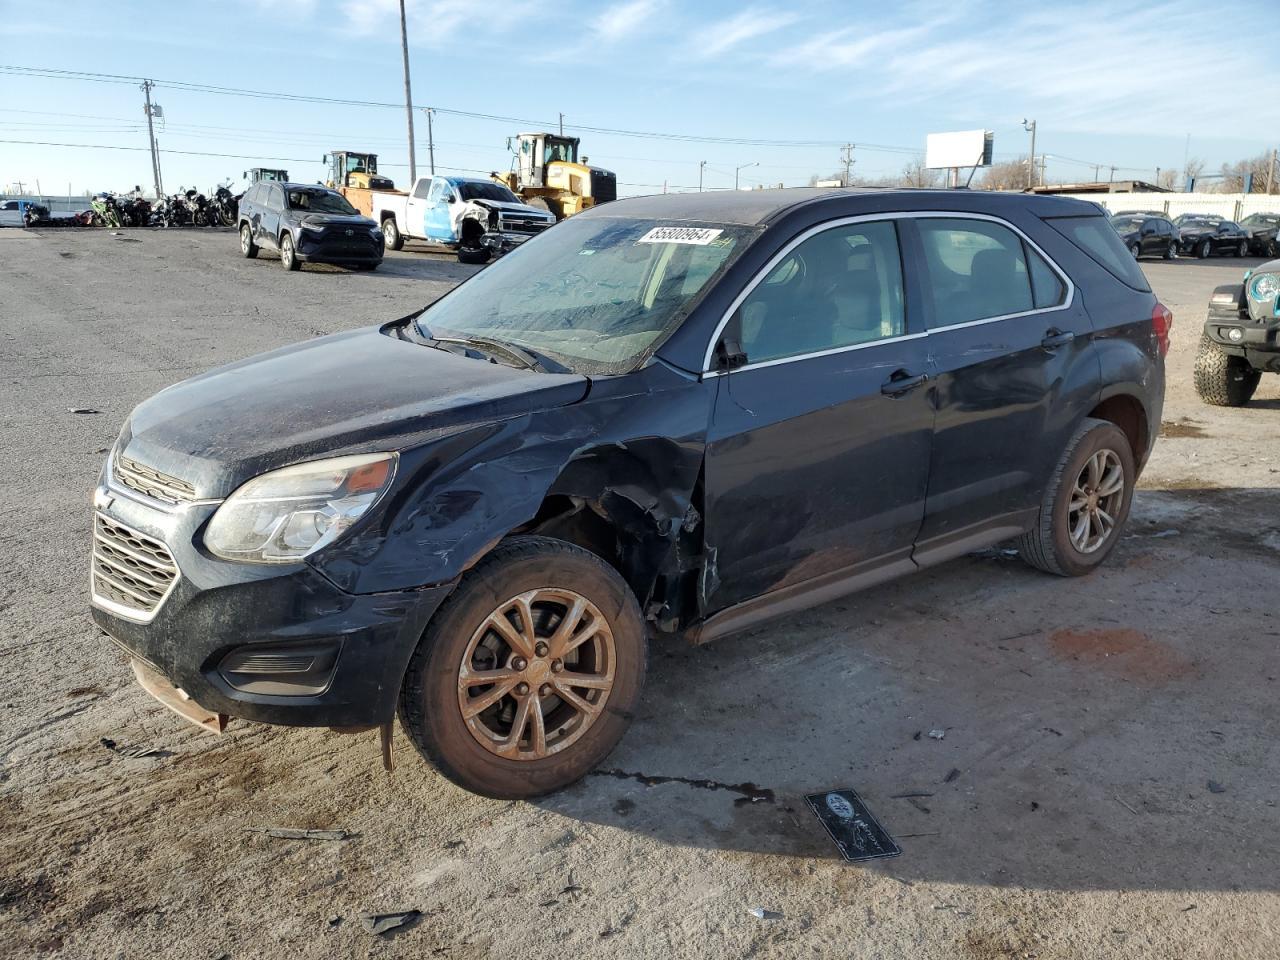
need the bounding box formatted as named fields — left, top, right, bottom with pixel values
left=323, top=150, right=399, bottom=219
left=491, top=132, right=616, bottom=220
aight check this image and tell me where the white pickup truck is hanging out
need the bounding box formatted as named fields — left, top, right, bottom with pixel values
left=370, top=175, right=556, bottom=263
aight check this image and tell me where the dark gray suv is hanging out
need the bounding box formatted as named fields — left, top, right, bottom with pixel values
left=94, top=188, right=1169, bottom=799
left=237, top=182, right=383, bottom=271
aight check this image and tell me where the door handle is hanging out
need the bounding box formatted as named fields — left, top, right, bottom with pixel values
left=1041, top=328, right=1075, bottom=350
left=881, top=369, right=929, bottom=397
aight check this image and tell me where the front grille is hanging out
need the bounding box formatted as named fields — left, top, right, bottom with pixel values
left=92, top=514, right=179, bottom=620
left=114, top=455, right=196, bottom=505
left=499, top=216, right=550, bottom=236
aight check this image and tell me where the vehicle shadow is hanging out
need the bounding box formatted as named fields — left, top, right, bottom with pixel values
left=538, top=486, right=1280, bottom=892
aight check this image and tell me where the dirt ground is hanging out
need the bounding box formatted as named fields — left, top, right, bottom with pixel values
left=1, top=226, right=1278, bottom=960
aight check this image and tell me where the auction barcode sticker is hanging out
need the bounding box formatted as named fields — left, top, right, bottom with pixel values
left=637, top=226, right=724, bottom=245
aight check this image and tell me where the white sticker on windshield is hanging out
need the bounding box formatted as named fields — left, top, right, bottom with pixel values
left=636, top=226, right=724, bottom=245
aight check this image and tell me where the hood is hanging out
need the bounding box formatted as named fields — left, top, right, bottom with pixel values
left=1179, top=225, right=1215, bottom=237
left=300, top=213, right=377, bottom=229
left=121, top=325, right=588, bottom=497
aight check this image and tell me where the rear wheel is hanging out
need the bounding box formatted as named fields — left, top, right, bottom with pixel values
left=280, top=232, right=300, bottom=271
left=1237, top=240, right=1249, bottom=258
left=1164, top=240, right=1177, bottom=260
left=399, top=537, right=646, bottom=799
left=1018, top=418, right=1134, bottom=577
left=382, top=217, right=403, bottom=251
left=239, top=223, right=258, bottom=259
left=1197, top=239, right=1212, bottom=259
left=1129, top=242, right=1141, bottom=260
left=1194, top=334, right=1261, bottom=407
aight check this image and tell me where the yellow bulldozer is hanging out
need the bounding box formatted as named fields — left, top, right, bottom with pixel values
left=491, top=132, right=616, bottom=220
left=323, top=150, right=399, bottom=218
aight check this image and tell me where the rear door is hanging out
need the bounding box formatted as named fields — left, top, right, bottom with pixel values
left=702, top=218, right=935, bottom=613
left=258, top=184, right=283, bottom=249
left=405, top=178, right=432, bottom=239
left=911, top=215, right=1098, bottom=563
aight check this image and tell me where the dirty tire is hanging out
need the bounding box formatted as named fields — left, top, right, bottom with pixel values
left=1193, top=335, right=1261, bottom=407
left=239, top=224, right=257, bottom=259
left=457, top=246, right=491, bottom=265
left=1197, top=239, right=1211, bottom=259
left=399, top=536, right=646, bottom=799
left=280, top=232, right=300, bottom=271
left=1017, top=418, right=1135, bottom=578
left=382, top=217, right=403, bottom=251
left=526, top=196, right=561, bottom=220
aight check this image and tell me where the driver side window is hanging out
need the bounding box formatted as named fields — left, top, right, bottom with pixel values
left=728, top=221, right=905, bottom=365
left=427, top=179, right=447, bottom=203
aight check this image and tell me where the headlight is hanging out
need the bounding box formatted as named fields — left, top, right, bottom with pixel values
left=1250, top=273, right=1280, bottom=301
left=204, top=453, right=397, bottom=563
left=300, top=220, right=325, bottom=232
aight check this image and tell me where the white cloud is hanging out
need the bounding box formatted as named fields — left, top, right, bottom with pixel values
left=695, top=7, right=801, bottom=58
left=591, top=0, right=661, bottom=43
left=340, top=0, right=526, bottom=41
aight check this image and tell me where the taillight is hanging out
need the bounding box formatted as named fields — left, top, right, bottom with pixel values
left=1152, top=302, right=1173, bottom=357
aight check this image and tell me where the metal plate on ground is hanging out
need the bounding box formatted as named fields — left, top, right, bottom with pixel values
left=805, top=789, right=901, bottom=862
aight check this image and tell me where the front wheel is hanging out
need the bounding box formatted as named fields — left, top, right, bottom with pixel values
left=1197, top=239, right=1211, bottom=259
left=399, top=537, right=647, bottom=799
left=280, top=232, right=300, bottom=271
left=1194, top=335, right=1261, bottom=407
left=239, top=224, right=258, bottom=259
left=1164, top=241, right=1177, bottom=260
left=1237, top=240, right=1249, bottom=258
left=1017, top=418, right=1135, bottom=577
left=1129, top=243, right=1141, bottom=260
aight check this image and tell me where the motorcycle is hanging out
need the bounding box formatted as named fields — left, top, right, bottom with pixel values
left=21, top=201, right=51, bottom=227
left=120, top=195, right=152, bottom=228
left=208, top=185, right=238, bottom=227
left=89, top=193, right=123, bottom=229
left=151, top=193, right=189, bottom=228
left=182, top=189, right=216, bottom=227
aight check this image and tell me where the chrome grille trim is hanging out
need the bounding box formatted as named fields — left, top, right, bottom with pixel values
left=91, top=513, right=180, bottom=622
left=114, top=455, right=197, bottom=505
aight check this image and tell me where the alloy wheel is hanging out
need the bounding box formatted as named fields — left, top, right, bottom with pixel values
left=240, top=227, right=250, bottom=254
left=1068, top=449, right=1124, bottom=554
left=457, top=588, right=616, bottom=761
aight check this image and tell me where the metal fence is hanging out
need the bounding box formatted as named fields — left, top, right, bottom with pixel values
left=1056, top=192, right=1280, bottom=221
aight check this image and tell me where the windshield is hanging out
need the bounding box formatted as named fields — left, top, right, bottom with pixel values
left=1242, top=214, right=1279, bottom=228
left=288, top=189, right=358, bottom=215
left=457, top=181, right=521, bottom=204
left=1110, top=216, right=1144, bottom=233
left=1174, top=213, right=1219, bottom=226
left=415, top=216, right=757, bottom=374
left=1179, top=217, right=1217, bottom=230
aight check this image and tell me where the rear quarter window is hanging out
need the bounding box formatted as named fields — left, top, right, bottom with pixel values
left=1045, top=215, right=1150, bottom=291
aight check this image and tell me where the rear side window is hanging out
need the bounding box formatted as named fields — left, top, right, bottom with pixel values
left=412, top=179, right=431, bottom=199
left=917, top=218, right=1033, bottom=326
left=1027, top=247, right=1066, bottom=308
left=1046, top=215, right=1150, bottom=291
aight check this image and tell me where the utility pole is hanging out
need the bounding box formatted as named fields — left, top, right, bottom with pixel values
left=1021, top=119, right=1036, bottom=189
left=1155, top=166, right=1161, bottom=187
left=840, top=143, right=855, bottom=186
left=559, top=112, right=564, bottom=137
left=1267, top=148, right=1277, bottom=195
left=735, top=161, right=758, bottom=191
left=424, top=107, right=436, bottom=175
left=141, top=80, right=163, bottom=198
left=1093, top=164, right=1100, bottom=182
left=1109, top=165, right=1116, bottom=183
left=398, top=0, right=417, bottom=183
left=698, top=160, right=706, bottom=192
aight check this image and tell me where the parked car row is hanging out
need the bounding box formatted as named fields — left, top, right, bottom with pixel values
left=1109, top=210, right=1279, bottom=261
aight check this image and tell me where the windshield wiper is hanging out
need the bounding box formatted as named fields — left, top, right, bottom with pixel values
left=415, top=322, right=567, bottom=374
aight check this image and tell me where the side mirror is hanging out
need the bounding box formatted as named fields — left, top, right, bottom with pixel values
left=715, top=337, right=748, bottom=371
left=445, top=193, right=456, bottom=203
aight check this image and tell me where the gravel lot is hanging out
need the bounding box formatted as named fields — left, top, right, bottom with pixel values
left=2, top=226, right=1278, bottom=959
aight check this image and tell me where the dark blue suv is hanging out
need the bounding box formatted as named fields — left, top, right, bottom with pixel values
left=237, top=181, right=383, bottom=271
left=93, top=188, right=1168, bottom=798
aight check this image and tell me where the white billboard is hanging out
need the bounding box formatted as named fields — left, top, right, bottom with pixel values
left=926, top=130, right=994, bottom=170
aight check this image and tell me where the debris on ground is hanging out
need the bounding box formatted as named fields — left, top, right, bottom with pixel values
left=805, top=789, right=901, bottom=862
left=749, top=907, right=784, bottom=921
left=99, top=738, right=167, bottom=759
left=889, top=791, right=934, bottom=799
left=248, top=827, right=353, bottom=841
left=1151, top=529, right=1180, bottom=538
left=1207, top=780, right=1226, bottom=794
left=1115, top=795, right=1141, bottom=815
left=68, top=407, right=101, bottom=415
left=928, top=729, right=946, bottom=740
left=360, top=910, right=421, bottom=936
left=943, top=768, right=961, bottom=783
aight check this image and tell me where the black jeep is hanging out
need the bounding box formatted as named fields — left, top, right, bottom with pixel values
left=1194, top=259, right=1280, bottom=405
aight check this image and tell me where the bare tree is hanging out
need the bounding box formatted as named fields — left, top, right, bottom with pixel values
left=1219, top=151, right=1277, bottom=193
left=1183, top=156, right=1206, bottom=188
left=1156, top=169, right=1179, bottom=190
left=896, top=158, right=942, bottom=188
left=976, top=157, right=1031, bottom=191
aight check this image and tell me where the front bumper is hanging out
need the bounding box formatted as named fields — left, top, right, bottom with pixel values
left=296, top=228, right=383, bottom=264
left=480, top=229, right=547, bottom=255
left=90, top=481, right=452, bottom=729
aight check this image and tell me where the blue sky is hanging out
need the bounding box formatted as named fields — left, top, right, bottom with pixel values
left=1, top=0, right=1276, bottom=198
